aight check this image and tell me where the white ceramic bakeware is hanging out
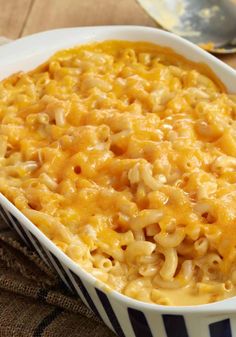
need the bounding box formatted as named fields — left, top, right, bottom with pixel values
left=1, top=26, right=236, bottom=337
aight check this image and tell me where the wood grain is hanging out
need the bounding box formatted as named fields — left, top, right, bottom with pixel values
left=22, top=0, right=156, bottom=36
left=0, top=0, right=33, bottom=39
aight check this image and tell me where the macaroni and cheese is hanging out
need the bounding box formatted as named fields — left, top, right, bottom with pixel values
left=1, top=41, right=236, bottom=306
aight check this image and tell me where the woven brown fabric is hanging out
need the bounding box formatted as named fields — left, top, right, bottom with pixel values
left=0, top=215, right=115, bottom=337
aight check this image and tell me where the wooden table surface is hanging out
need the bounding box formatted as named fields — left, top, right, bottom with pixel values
left=0, top=0, right=236, bottom=68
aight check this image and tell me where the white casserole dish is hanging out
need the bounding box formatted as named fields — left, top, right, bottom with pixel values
left=0, top=26, right=236, bottom=337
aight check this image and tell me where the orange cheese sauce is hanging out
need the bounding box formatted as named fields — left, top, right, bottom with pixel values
left=0, top=41, right=236, bottom=306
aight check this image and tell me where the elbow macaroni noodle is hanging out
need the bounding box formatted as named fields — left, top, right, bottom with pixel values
left=1, top=40, right=236, bottom=305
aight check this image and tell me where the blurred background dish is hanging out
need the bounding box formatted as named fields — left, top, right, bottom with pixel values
left=137, top=0, right=236, bottom=53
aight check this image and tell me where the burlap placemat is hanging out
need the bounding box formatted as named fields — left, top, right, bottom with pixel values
left=0, top=215, right=115, bottom=337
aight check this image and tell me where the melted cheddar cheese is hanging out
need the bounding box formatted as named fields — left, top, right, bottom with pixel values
left=1, top=41, right=236, bottom=306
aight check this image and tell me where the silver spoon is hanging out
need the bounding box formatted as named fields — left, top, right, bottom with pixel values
left=137, top=0, right=236, bottom=53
